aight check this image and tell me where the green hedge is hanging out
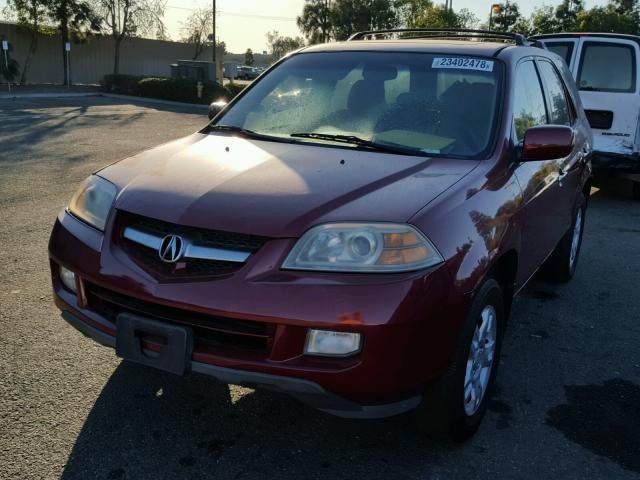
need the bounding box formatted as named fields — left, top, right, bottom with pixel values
left=102, top=75, right=232, bottom=104
left=225, top=82, right=247, bottom=98
left=103, top=74, right=144, bottom=95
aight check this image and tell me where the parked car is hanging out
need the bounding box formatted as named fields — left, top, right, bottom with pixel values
left=50, top=29, right=593, bottom=441
left=534, top=33, right=640, bottom=199
left=222, top=62, right=239, bottom=80
left=236, top=65, right=260, bottom=80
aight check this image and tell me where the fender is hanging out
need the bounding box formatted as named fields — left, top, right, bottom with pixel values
left=411, top=158, right=523, bottom=297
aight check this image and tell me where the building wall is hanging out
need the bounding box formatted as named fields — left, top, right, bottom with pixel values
left=0, top=22, right=197, bottom=84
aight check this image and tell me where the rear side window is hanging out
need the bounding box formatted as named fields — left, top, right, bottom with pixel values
left=537, top=60, right=572, bottom=126
left=513, top=61, right=548, bottom=141
left=578, top=42, right=637, bottom=93
left=547, top=42, right=574, bottom=66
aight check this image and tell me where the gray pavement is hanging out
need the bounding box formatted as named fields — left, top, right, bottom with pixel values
left=0, top=96, right=639, bottom=480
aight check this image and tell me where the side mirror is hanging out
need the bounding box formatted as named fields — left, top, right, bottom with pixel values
left=521, top=125, right=574, bottom=161
left=208, top=100, right=228, bottom=120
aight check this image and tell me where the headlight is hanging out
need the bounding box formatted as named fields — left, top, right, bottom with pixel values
left=68, top=175, right=117, bottom=231
left=282, top=223, right=443, bottom=273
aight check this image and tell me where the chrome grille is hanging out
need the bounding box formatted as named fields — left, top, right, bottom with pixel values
left=116, top=211, right=268, bottom=279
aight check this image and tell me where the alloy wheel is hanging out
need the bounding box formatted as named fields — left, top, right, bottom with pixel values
left=569, top=208, right=583, bottom=269
left=463, top=305, right=497, bottom=416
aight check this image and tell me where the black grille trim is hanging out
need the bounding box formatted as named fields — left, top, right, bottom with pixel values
left=86, top=284, right=274, bottom=352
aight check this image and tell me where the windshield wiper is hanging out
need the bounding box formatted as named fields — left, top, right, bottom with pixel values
left=290, top=132, right=427, bottom=157
left=208, top=124, right=281, bottom=141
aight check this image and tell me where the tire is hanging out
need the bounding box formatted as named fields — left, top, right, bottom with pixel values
left=633, top=182, right=640, bottom=201
left=413, top=279, right=505, bottom=442
left=543, top=194, right=587, bottom=283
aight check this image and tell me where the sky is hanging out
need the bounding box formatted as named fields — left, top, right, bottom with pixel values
left=164, top=0, right=610, bottom=53
left=1, top=0, right=610, bottom=53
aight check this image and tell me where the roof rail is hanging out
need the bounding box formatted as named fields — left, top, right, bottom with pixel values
left=348, top=28, right=529, bottom=46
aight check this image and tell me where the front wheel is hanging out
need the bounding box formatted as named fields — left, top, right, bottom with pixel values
left=543, top=194, right=587, bottom=283
left=413, top=279, right=505, bottom=441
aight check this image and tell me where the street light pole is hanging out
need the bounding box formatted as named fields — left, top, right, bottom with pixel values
left=490, top=4, right=501, bottom=30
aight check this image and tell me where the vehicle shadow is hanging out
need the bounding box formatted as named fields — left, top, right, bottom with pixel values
left=60, top=361, right=451, bottom=479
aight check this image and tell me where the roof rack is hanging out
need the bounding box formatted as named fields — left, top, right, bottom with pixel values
left=348, top=28, right=529, bottom=46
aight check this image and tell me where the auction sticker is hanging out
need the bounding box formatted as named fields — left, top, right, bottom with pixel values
left=432, top=57, right=494, bottom=72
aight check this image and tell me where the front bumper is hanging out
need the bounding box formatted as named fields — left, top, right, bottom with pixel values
left=60, top=309, right=420, bottom=418
left=49, top=209, right=470, bottom=418
left=592, top=151, right=640, bottom=173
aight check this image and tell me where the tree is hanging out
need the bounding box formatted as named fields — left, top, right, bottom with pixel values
left=413, top=4, right=477, bottom=29
left=330, top=0, right=398, bottom=40
left=244, top=48, right=254, bottom=66
left=5, top=0, right=48, bottom=84
left=180, top=7, right=212, bottom=60
left=610, top=0, right=640, bottom=15
left=576, top=3, right=639, bottom=34
left=395, top=0, right=432, bottom=28
left=297, top=0, right=333, bottom=44
left=266, top=31, right=305, bottom=59
left=555, top=0, right=585, bottom=31
left=487, top=1, right=526, bottom=33
left=46, top=0, right=101, bottom=85
left=530, top=5, right=559, bottom=34
left=96, top=0, right=166, bottom=75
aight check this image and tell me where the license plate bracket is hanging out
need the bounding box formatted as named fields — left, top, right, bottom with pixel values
left=116, top=313, right=193, bottom=375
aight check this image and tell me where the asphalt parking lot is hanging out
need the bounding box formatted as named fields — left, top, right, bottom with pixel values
left=1, top=96, right=639, bottom=480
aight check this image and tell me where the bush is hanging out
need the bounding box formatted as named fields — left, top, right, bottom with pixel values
left=137, top=77, right=230, bottom=104
left=102, top=75, right=237, bottom=104
left=102, top=74, right=144, bottom=95
left=226, top=82, right=247, bottom=98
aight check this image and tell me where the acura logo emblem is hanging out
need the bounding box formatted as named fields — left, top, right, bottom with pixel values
left=159, top=234, right=185, bottom=263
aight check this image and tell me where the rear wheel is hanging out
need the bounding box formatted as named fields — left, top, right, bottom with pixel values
left=632, top=182, right=640, bottom=201
left=413, top=279, right=505, bottom=441
left=543, top=194, right=586, bottom=283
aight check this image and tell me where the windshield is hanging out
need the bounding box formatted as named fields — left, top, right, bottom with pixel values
left=214, top=51, right=503, bottom=159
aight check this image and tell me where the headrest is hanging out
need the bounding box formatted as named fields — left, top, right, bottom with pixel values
left=362, top=64, right=398, bottom=81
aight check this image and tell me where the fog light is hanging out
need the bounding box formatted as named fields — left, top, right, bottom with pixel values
left=304, top=329, right=361, bottom=357
left=59, top=266, right=77, bottom=293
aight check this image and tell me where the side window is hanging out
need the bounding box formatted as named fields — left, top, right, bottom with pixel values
left=547, top=42, right=574, bottom=66
left=578, top=42, right=636, bottom=93
left=537, top=60, right=572, bottom=126
left=513, top=61, right=548, bottom=142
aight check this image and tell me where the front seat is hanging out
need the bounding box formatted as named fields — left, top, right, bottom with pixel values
left=323, top=64, right=398, bottom=132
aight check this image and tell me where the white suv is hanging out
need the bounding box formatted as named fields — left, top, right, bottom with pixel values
left=534, top=33, right=640, bottom=199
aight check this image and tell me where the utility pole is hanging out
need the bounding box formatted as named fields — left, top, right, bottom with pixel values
left=212, top=0, right=216, bottom=64
left=324, top=0, right=330, bottom=43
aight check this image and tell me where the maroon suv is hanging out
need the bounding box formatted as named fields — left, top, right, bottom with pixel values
left=49, top=30, right=593, bottom=440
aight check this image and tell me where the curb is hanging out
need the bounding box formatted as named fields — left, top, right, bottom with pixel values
left=0, top=92, right=99, bottom=99
left=0, top=91, right=209, bottom=110
left=101, top=93, right=209, bottom=110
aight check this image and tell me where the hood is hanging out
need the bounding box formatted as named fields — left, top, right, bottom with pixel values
left=101, top=133, right=478, bottom=238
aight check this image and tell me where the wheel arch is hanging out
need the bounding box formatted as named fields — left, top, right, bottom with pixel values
left=582, top=177, right=593, bottom=204
left=485, top=249, right=518, bottom=321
